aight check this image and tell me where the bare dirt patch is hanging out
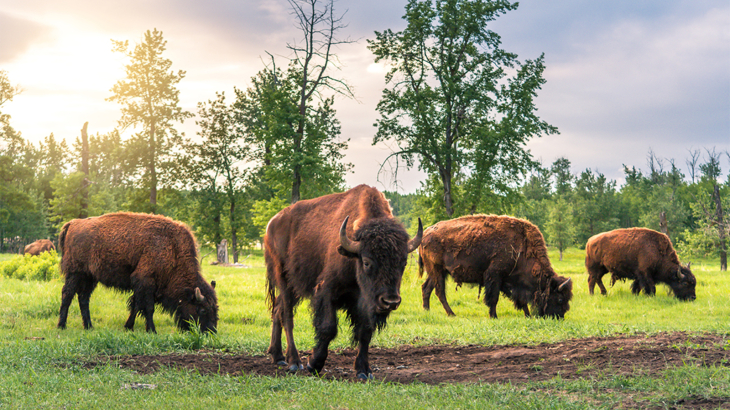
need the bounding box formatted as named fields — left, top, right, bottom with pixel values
left=83, top=332, right=728, bottom=385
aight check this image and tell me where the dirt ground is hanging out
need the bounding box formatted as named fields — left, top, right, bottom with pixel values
left=84, top=332, right=728, bottom=388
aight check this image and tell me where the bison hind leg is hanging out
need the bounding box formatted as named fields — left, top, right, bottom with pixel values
left=124, top=295, right=139, bottom=331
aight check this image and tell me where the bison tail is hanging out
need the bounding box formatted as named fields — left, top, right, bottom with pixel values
left=417, top=253, right=424, bottom=278
left=58, top=222, right=71, bottom=255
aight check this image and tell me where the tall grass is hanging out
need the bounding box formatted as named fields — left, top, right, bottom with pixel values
left=0, top=247, right=728, bottom=409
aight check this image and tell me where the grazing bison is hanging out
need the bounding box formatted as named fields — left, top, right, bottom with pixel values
left=585, top=228, right=696, bottom=300
left=57, top=212, right=218, bottom=333
left=418, top=215, right=573, bottom=319
left=24, top=239, right=55, bottom=255
left=265, top=185, right=422, bottom=379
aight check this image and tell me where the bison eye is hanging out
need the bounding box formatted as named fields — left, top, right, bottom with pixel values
left=362, top=257, right=374, bottom=270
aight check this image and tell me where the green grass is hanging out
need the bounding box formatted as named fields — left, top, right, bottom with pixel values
left=0, top=247, right=728, bottom=409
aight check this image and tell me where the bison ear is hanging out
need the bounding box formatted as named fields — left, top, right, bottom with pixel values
left=211, top=280, right=216, bottom=289
left=337, top=245, right=358, bottom=259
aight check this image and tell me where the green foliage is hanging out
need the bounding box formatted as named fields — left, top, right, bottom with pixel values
left=0, top=250, right=60, bottom=281
left=544, top=197, right=576, bottom=260
left=107, top=28, right=193, bottom=211
left=368, top=0, right=555, bottom=216
left=251, top=197, right=289, bottom=238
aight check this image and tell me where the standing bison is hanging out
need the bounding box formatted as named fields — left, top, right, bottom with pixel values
left=57, top=212, right=219, bottom=333
left=418, top=215, right=573, bottom=319
left=265, top=185, right=422, bottom=379
left=24, top=239, right=55, bottom=255
left=585, top=228, right=696, bottom=300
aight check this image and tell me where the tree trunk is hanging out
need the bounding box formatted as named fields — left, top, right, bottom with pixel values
left=713, top=184, right=727, bottom=271
left=149, top=120, right=157, bottom=213
left=229, top=198, right=238, bottom=264
left=291, top=120, right=304, bottom=204
left=217, top=239, right=228, bottom=264
left=80, top=122, right=89, bottom=219
left=659, top=211, right=668, bottom=235
left=440, top=168, right=454, bottom=217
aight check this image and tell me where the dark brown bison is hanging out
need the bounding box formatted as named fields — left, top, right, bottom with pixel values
left=585, top=228, right=696, bottom=300
left=265, top=185, right=422, bottom=379
left=24, top=239, right=55, bottom=255
left=418, top=215, right=573, bottom=319
left=57, top=212, right=219, bottom=333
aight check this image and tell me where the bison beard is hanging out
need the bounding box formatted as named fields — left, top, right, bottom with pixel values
left=56, top=212, right=219, bottom=333
left=264, top=185, right=422, bottom=380
left=418, top=215, right=573, bottom=319
left=585, top=228, right=696, bottom=301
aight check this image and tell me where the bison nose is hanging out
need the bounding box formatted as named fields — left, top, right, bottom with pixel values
left=379, top=295, right=402, bottom=311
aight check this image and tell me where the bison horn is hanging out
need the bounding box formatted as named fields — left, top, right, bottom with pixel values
left=558, top=277, right=571, bottom=291
left=676, top=268, right=684, bottom=280
left=407, top=218, right=424, bottom=253
left=195, top=287, right=205, bottom=303
left=339, top=216, right=362, bottom=254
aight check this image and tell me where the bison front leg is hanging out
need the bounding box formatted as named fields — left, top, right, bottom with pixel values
left=307, top=296, right=338, bottom=376
left=353, top=323, right=375, bottom=380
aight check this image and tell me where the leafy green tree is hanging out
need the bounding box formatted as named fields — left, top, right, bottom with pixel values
left=0, top=70, right=23, bottom=154
left=184, top=92, right=250, bottom=263
left=573, top=169, right=620, bottom=246
left=235, top=66, right=350, bottom=203
left=368, top=0, right=557, bottom=217
left=551, top=157, right=573, bottom=197
left=107, top=29, right=192, bottom=213
left=544, top=197, right=576, bottom=261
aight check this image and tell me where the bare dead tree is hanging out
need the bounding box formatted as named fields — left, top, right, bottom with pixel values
left=686, top=148, right=700, bottom=184
left=284, top=0, right=356, bottom=203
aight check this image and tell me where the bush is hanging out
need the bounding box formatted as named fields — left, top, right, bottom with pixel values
left=0, top=250, right=61, bottom=281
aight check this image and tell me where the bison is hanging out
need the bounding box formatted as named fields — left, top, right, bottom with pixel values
left=265, top=185, right=422, bottom=379
left=585, top=228, right=696, bottom=300
left=24, top=239, right=55, bottom=255
left=418, top=215, right=573, bottom=319
left=57, top=212, right=219, bottom=333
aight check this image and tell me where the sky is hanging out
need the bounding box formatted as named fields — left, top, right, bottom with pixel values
left=1, top=0, right=728, bottom=193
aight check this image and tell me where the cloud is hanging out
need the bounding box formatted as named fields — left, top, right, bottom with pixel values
left=0, top=12, right=51, bottom=63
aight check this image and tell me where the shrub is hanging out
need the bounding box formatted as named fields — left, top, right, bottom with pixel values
left=0, top=250, right=61, bottom=281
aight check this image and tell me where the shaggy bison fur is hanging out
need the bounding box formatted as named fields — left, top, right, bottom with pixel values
left=585, top=228, right=696, bottom=300
left=57, top=212, right=218, bottom=333
left=418, top=215, right=573, bottom=319
left=24, top=239, right=55, bottom=255
left=265, top=185, right=422, bottom=379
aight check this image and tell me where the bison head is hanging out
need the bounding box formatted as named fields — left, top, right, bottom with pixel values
left=176, top=280, right=219, bottom=333
left=667, top=263, right=696, bottom=301
left=338, top=216, right=422, bottom=316
left=535, top=275, right=573, bottom=319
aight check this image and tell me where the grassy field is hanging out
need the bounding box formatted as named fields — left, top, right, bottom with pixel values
left=0, top=247, right=728, bottom=409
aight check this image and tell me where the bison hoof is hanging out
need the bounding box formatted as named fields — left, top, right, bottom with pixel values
left=287, top=364, right=303, bottom=373
left=306, top=364, right=320, bottom=376
left=276, top=360, right=288, bottom=366
left=357, top=372, right=374, bottom=380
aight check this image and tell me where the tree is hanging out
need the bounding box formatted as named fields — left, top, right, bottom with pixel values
left=184, top=92, right=250, bottom=263
left=544, top=197, right=576, bottom=261
left=551, top=157, right=573, bottom=197
left=0, top=70, right=23, bottom=154
left=573, top=169, right=620, bottom=245
left=107, top=29, right=192, bottom=213
left=235, top=65, right=350, bottom=203
left=368, top=0, right=557, bottom=217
